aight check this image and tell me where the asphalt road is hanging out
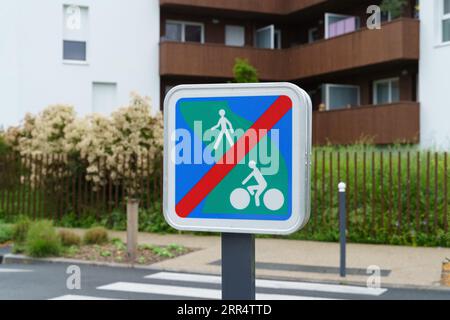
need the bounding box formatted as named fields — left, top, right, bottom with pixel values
left=0, top=262, right=449, bottom=300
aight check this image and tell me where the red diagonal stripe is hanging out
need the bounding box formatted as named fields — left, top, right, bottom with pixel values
left=175, top=95, right=292, bottom=218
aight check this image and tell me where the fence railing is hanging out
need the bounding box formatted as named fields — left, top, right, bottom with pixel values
left=308, top=150, right=448, bottom=239
left=0, top=151, right=448, bottom=242
left=0, top=153, right=163, bottom=222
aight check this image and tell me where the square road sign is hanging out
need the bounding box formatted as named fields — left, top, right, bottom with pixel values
left=164, top=83, right=311, bottom=235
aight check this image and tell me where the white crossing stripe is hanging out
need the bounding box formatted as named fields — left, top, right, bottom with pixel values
left=146, top=272, right=387, bottom=296
left=50, top=295, right=119, bottom=300
left=98, top=282, right=335, bottom=300
left=0, top=268, right=33, bottom=273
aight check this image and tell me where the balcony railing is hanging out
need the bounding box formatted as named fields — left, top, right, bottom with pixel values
left=312, top=102, right=420, bottom=145
left=160, top=0, right=326, bottom=15
left=160, top=18, right=419, bottom=81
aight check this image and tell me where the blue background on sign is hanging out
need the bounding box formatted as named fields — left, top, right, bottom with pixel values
left=175, top=95, right=293, bottom=221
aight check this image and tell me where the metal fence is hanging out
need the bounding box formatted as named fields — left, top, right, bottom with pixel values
left=309, top=150, right=449, bottom=237
left=0, top=153, right=163, bottom=222
left=0, top=151, right=448, bottom=238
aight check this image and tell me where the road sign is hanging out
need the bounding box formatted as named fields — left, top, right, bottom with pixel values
left=164, top=83, right=311, bottom=235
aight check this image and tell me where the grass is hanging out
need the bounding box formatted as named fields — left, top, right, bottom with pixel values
left=25, top=220, right=61, bottom=257
left=0, top=224, right=13, bottom=243
left=58, top=230, right=81, bottom=247
left=83, top=227, right=109, bottom=245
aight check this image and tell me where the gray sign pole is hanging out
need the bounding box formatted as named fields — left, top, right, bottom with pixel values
left=338, top=182, right=347, bottom=278
left=221, top=233, right=256, bottom=300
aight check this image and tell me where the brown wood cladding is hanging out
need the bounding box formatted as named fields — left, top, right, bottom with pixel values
left=159, top=0, right=326, bottom=15
left=312, top=102, right=420, bottom=145
left=160, top=19, right=419, bottom=81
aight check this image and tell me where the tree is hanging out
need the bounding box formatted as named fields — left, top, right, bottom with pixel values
left=380, top=0, right=407, bottom=19
left=232, top=58, right=259, bottom=83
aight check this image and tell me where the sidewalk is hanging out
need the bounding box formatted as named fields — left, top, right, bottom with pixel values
left=62, top=228, right=450, bottom=289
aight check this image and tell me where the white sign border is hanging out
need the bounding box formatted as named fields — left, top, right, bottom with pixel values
left=163, top=82, right=312, bottom=235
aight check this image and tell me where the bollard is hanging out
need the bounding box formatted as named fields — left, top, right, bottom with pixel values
left=338, top=182, right=346, bottom=278
left=127, top=199, right=139, bottom=262
left=442, top=260, right=450, bottom=287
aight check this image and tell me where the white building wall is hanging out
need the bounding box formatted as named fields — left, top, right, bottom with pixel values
left=420, top=0, right=450, bottom=149
left=0, top=0, right=160, bottom=129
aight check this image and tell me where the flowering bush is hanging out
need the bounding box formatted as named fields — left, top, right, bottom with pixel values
left=4, top=106, right=75, bottom=188
left=6, top=93, right=163, bottom=198
left=71, top=93, right=164, bottom=196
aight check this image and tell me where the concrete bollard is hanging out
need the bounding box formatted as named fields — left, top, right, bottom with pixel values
left=442, top=260, right=450, bottom=287
left=127, top=199, right=139, bottom=263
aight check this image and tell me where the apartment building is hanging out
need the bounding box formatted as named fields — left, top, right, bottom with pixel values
left=420, top=0, right=450, bottom=149
left=0, top=0, right=160, bottom=128
left=3, top=0, right=449, bottom=148
left=159, top=0, right=420, bottom=145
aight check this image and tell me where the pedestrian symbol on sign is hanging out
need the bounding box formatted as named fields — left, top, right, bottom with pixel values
left=210, top=109, right=235, bottom=150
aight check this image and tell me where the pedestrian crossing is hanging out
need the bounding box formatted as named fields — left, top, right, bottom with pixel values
left=0, top=268, right=33, bottom=273
left=145, top=272, right=387, bottom=296
left=49, top=271, right=388, bottom=300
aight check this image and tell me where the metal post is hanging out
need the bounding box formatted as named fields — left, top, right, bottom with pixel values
left=338, top=182, right=346, bottom=278
left=221, top=233, right=255, bottom=300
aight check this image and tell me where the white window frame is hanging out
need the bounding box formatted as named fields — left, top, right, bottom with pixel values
left=381, top=10, right=392, bottom=22
left=324, top=13, right=357, bottom=39
left=225, top=25, right=245, bottom=47
left=308, top=27, right=319, bottom=43
left=62, top=5, right=89, bottom=65
left=441, top=0, right=450, bottom=44
left=165, top=20, right=205, bottom=43
left=255, top=25, right=275, bottom=49
left=274, top=29, right=282, bottom=49
left=373, top=77, right=400, bottom=105
left=323, top=83, right=361, bottom=110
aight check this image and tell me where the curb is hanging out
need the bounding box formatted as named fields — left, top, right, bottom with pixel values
left=2, top=253, right=158, bottom=270
left=3, top=253, right=450, bottom=292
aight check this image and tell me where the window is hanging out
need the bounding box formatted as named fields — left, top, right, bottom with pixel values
left=164, top=20, right=204, bottom=43
left=63, top=5, right=88, bottom=62
left=308, top=27, right=320, bottom=43
left=324, top=13, right=359, bottom=39
left=165, top=22, right=182, bottom=41
left=92, top=83, right=117, bottom=114
left=255, top=25, right=280, bottom=49
left=322, top=84, right=360, bottom=110
left=255, top=25, right=274, bottom=49
left=63, top=41, right=86, bottom=61
left=373, top=78, right=400, bottom=105
left=274, top=29, right=282, bottom=49
left=225, top=25, right=245, bottom=47
left=443, top=0, right=450, bottom=43
left=381, top=11, right=391, bottom=22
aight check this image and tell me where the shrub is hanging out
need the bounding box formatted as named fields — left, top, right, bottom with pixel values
left=25, top=220, right=61, bottom=257
left=233, top=58, right=259, bottom=83
left=58, top=230, right=81, bottom=247
left=12, top=217, right=31, bottom=244
left=380, top=0, right=407, bottom=19
left=0, top=133, right=11, bottom=156
left=83, top=227, right=109, bottom=245
left=0, top=224, right=13, bottom=243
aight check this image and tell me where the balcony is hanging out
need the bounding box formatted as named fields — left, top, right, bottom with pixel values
left=160, top=18, right=419, bottom=81
left=312, top=102, right=420, bottom=145
left=159, top=0, right=326, bottom=15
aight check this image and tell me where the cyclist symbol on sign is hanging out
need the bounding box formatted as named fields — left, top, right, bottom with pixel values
left=230, top=160, right=285, bottom=211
